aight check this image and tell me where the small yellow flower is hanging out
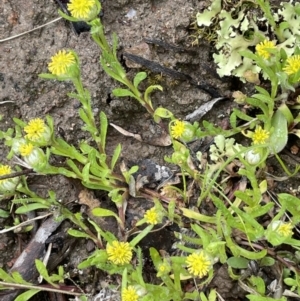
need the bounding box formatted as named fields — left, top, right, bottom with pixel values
left=24, top=118, right=46, bottom=141
left=252, top=126, right=269, bottom=145
left=186, top=251, right=212, bottom=278
left=0, top=165, right=12, bottom=184
left=122, top=286, right=139, bottom=301
left=106, top=241, right=132, bottom=265
left=283, top=55, right=300, bottom=76
left=255, top=40, right=276, bottom=59
left=144, top=207, right=159, bottom=225
left=48, top=50, right=76, bottom=76
left=67, top=0, right=96, bottom=20
left=19, top=143, right=34, bottom=157
left=0, top=165, right=18, bottom=193
left=277, top=222, right=293, bottom=237
left=157, top=262, right=171, bottom=277
left=170, top=120, right=185, bottom=139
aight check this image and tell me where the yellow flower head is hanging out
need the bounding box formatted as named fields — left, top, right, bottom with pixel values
left=48, top=50, right=76, bottom=76
left=277, top=222, right=293, bottom=237
left=144, top=207, right=159, bottom=225
left=0, top=165, right=19, bottom=193
left=67, top=0, right=97, bottom=20
left=157, top=261, right=171, bottom=277
left=24, top=118, right=46, bottom=141
left=0, top=165, right=12, bottom=184
left=122, top=286, right=139, bottom=301
left=255, top=40, right=276, bottom=59
left=106, top=241, right=132, bottom=265
left=252, top=126, right=269, bottom=145
left=283, top=55, right=300, bottom=76
left=186, top=251, right=212, bottom=278
left=19, top=143, right=34, bottom=157
left=170, top=120, right=185, bottom=139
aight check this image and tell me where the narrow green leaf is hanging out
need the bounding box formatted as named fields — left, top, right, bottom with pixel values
left=144, top=85, right=163, bottom=108
left=15, top=289, right=40, bottom=301
left=0, top=268, right=14, bottom=282
left=100, top=111, right=108, bottom=151
left=35, top=259, right=50, bottom=279
left=153, top=107, right=174, bottom=119
left=35, top=260, right=57, bottom=287
left=79, top=108, right=91, bottom=127
left=255, top=86, right=270, bottom=97
left=112, top=33, right=118, bottom=57
left=269, top=109, right=288, bottom=154
left=92, top=208, right=119, bottom=220
left=111, top=144, right=122, bottom=170
left=38, top=73, right=57, bottom=80
left=149, top=247, right=162, bottom=269
left=227, top=257, right=249, bottom=269
left=133, top=72, right=147, bottom=88
left=15, top=203, right=50, bottom=214
left=68, top=229, right=92, bottom=239
left=13, top=118, right=26, bottom=127
left=66, top=159, right=82, bottom=176
left=130, top=225, right=153, bottom=247
left=260, top=256, right=275, bottom=267
left=128, top=165, right=139, bottom=175
left=11, top=272, right=31, bottom=284
left=82, top=163, right=91, bottom=183
left=112, top=88, right=136, bottom=98
left=0, top=209, right=10, bottom=218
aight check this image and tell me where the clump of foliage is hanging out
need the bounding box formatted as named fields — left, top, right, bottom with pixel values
left=1, top=0, right=300, bottom=301
left=194, top=0, right=300, bottom=80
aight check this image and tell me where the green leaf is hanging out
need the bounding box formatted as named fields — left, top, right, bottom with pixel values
left=79, top=108, right=90, bottom=126
left=15, top=203, right=50, bottom=214
left=13, top=118, right=26, bottom=128
left=35, top=259, right=56, bottom=287
left=100, top=111, right=108, bottom=151
left=269, top=109, right=288, bottom=154
left=0, top=209, right=10, bottom=218
left=278, top=193, right=300, bottom=216
left=149, top=248, right=162, bottom=270
left=128, top=165, right=139, bottom=175
left=12, top=271, right=31, bottom=284
left=112, top=88, right=136, bottom=99
left=82, top=163, right=91, bottom=183
left=133, top=72, right=147, bottom=88
left=68, top=229, right=92, bottom=239
left=92, top=208, right=122, bottom=224
left=66, top=160, right=82, bottom=177
left=111, top=144, right=121, bottom=170
left=227, top=257, right=249, bottom=269
left=278, top=103, right=294, bottom=126
left=88, top=218, right=117, bottom=243
left=260, top=256, right=275, bottom=267
left=130, top=225, right=153, bottom=247
left=284, top=277, right=297, bottom=286
left=15, top=289, right=40, bottom=301
left=100, top=56, right=125, bottom=84
left=38, top=73, right=57, bottom=80
left=144, top=85, right=163, bottom=108
left=153, top=107, right=174, bottom=119
left=0, top=268, right=14, bottom=282
left=254, top=86, right=270, bottom=97
left=144, top=283, right=171, bottom=301
left=112, top=33, right=118, bottom=57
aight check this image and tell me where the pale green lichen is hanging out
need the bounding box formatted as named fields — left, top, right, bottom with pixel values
left=196, top=0, right=221, bottom=27
left=195, top=1, right=300, bottom=80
